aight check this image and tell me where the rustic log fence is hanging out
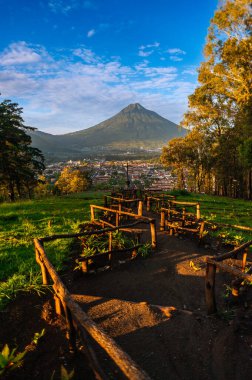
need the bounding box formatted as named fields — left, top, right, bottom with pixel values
left=90, top=204, right=157, bottom=249
left=159, top=206, right=205, bottom=244
left=205, top=240, right=252, bottom=314
left=104, top=195, right=143, bottom=216
left=146, top=194, right=176, bottom=212
left=34, top=228, right=151, bottom=380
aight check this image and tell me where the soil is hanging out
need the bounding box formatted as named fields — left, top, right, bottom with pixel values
left=1, top=213, right=252, bottom=380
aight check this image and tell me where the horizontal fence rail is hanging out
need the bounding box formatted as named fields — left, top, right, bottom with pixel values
left=34, top=237, right=151, bottom=380
left=90, top=205, right=157, bottom=248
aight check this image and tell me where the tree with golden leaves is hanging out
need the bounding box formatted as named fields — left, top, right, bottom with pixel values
left=55, top=167, right=90, bottom=194
left=162, top=0, right=252, bottom=198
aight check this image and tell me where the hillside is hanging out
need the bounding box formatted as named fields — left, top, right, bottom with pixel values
left=30, top=103, right=187, bottom=158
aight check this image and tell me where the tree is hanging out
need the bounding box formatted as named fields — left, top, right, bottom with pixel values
left=55, top=167, right=90, bottom=194
left=161, top=138, right=187, bottom=189
left=178, top=0, right=252, bottom=198
left=0, top=99, right=45, bottom=201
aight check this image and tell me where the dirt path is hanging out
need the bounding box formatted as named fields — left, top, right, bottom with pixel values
left=68, top=229, right=252, bottom=380
left=1, top=217, right=252, bottom=379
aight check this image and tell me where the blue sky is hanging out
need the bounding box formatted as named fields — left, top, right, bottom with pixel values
left=0, top=0, right=218, bottom=134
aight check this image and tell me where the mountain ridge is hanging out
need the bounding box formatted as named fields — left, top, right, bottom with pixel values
left=29, top=103, right=187, bottom=158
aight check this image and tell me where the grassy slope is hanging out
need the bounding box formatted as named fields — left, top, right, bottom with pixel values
left=0, top=191, right=251, bottom=309
left=0, top=192, right=104, bottom=309
left=171, top=192, right=252, bottom=244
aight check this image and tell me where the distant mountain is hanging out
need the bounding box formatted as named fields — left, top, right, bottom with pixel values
left=29, top=103, right=187, bottom=158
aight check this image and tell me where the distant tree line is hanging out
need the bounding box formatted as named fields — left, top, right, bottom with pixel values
left=161, top=0, right=252, bottom=199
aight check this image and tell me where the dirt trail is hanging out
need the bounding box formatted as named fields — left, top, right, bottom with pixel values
left=1, top=213, right=252, bottom=379
left=68, top=226, right=252, bottom=380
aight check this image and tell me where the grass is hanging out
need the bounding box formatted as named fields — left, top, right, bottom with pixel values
left=0, top=190, right=252, bottom=309
left=170, top=192, right=252, bottom=245
left=0, top=191, right=104, bottom=309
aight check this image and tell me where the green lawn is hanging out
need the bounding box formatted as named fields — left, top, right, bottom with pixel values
left=0, top=190, right=252, bottom=309
left=170, top=192, right=252, bottom=245
left=0, top=192, right=104, bottom=309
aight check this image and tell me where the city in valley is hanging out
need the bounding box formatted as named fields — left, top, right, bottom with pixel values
left=44, top=160, right=177, bottom=191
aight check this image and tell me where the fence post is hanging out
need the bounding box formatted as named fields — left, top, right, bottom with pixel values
left=109, top=232, right=113, bottom=251
left=138, top=200, right=143, bottom=216
left=205, top=262, right=217, bottom=314
left=147, top=197, right=151, bottom=212
left=62, top=302, right=76, bottom=352
left=115, top=211, right=119, bottom=227
left=196, top=203, right=200, bottom=219
left=35, top=246, right=49, bottom=285
left=242, top=247, right=248, bottom=272
left=104, top=195, right=108, bottom=207
left=90, top=205, right=95, bottom=222
left=150, top=220, right=157, bottom=249
left=160, top=210, right=165, bottom=232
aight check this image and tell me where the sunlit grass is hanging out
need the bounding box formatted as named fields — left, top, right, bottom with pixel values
left=1, top=190, right=252, bottom=309
left=0, top=191, right=103, bottom=309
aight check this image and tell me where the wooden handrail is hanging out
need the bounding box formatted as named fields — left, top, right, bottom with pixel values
left=90, top=205, right=156, bottom=248
left=77, top=244, right=143, bottom=262
left=34, top=238, right=150, bottom=380
left=90, top=204, right=152, bottom=221
left=206, top=257, right=252, bottom=282
left=214, top=240, right=252, bottom=262
left=205, top=240, right=252, bottom=314
left=40, top=220, right=147, bottom=242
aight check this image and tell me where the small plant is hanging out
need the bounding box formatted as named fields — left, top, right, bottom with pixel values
left=138, top=243, right=152, bottom=258
left=51, top=365, right=74, bottom=380
left=32, top=328, right=45, bottom=345
left=222, top=284, right=232, bottom=299
left=61, top=365, right=74, bottom=380
left=0, top=344, right=26, bottom=375
left=112, top=231, right=134, bottom=250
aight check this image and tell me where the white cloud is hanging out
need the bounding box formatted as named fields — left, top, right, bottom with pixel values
left=0, top=42, right=41, bottom=66
left=167, top=48, right=186, bottom=62
left=47, top=0, right=97, bottom=14
left=167, top=48, right=186, bottom=55
left=182, top=67, right=197, bottom=75
left=73, top=47, right=99, bottom=63
left=170, top=56, right=183, bottom=62
left=138, top=50, right=153, bottom=57
left=87, top=29, right=96, bottom=38
left=0, top=42, right=196, bottom=133
left=138, top=42, right=160, bottom=57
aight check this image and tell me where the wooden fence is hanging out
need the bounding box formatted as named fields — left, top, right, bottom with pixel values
left=90, top=204, right=157, bottom=249
left=205, top=240, right=252, bottom=314
left=34, top=225, right=151, bottom=380
left=146, top=194, right=176, bottom=212
left=104, top=195, right=143, bottom=216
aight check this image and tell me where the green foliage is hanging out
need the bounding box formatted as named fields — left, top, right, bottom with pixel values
left=60, top=366, right=74, bottom=380
left=163, top=0, right=252, bottom=199
left=32, top=328, right=45, bottom=345
left=138, top=243, right=152, bottom=258
left=0, top=98, right=45, bottom=201
left=0, top=344, right=26, bottom=375
left=0, top=191, right=103, bottom=309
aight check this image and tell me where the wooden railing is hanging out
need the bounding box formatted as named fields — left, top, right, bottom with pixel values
left=168, top=201, right=201, bottom=219
left=90, top=204, right=157, bottom=248
left=104, top=195, right=143, bottom=216
left=146, top=194, right=176, bottom=212
left=205, top=240, right=252, bottom=314
left=34, top=228, right=151, bottom=380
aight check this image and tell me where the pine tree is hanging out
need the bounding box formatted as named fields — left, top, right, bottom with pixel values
left=0, top=99, right=45, bottom=201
